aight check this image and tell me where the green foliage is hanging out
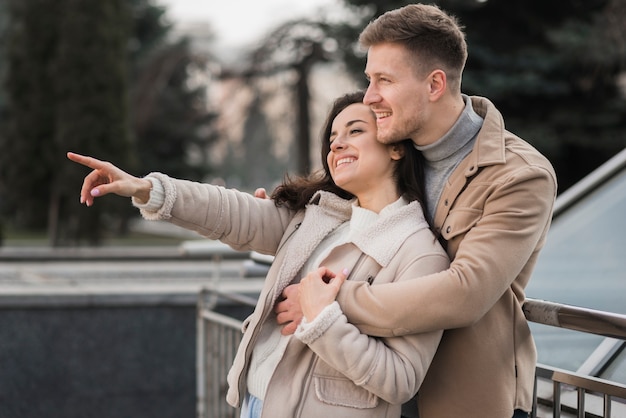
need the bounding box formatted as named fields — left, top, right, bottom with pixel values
left=245, top=20, right=342, bottom=175
left=1, top=0, right=132, bottom=244
left=453, top=0, right=626, bottom=190
left=127, top=0, right=172, bottom=64
left=218, top=95, right=288, bottom=190
left=339, top=0, right=626, bottom=191
left=0, top=0, right=8, bottom=112
left=0, top=0, right=218, bottom=245
left=127, top=0, right=217, bottom=182
left=130, top=38, right=217, bottom=181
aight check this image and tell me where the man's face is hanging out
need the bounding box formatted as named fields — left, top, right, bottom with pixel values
left=364, top=42, right=433, bottom=146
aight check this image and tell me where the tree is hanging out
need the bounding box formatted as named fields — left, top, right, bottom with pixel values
left=217, top=94, right=288, bottom=190
left=130, top=38, right=218, bottom=182
left=1, top=0, right=219, bottom=244
left=337, top=0, right=626, bottom=191
left=1, top=0, right=131, bottom=245
left=0, top=0, right=9, bottom=243
left=449, top=0, right=626, bottom=191
left=127, top=0, right=218, bottom=181
left=243, top=20, right=341, bottom=174
left=0, top=0, right=8, bottom=112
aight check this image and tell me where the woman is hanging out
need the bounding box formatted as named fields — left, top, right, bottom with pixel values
left=67, top=91, right=449, bottom=418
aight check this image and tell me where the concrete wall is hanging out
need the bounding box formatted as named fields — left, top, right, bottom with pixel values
left=0, top=297, right=256, bottom=418
left=0, top=304, right=197, bottom=418
left=0, top=245, right=261, bottom=418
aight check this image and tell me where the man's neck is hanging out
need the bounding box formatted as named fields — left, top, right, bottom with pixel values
left=414, top=93, right=465, bottom=147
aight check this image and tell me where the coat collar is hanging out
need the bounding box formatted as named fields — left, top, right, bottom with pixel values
left=348, top=200, right=430, bottom=267
left=308, top=192, right=430, bottom=266
left=270, top=191, right=430, bottom=298
left=432, top=96, right=509, bottom=229
left=270, top=191, right=353, bottom=301
left=465, top=96, right=508, bottom=177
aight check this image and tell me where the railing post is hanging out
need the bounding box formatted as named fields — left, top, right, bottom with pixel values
left=604, top=393, right=611, bottom=417
left=576, top=387, right=584, bottom=418
left=531, top=375, right=538, bottom=418
left=553, top=381, right=561, bottom=418
left=197, top=290, right=250, bottom=418
left=196, top=289, right=207, bottom=418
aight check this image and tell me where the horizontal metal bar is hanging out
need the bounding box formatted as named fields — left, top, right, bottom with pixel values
left=539, top=365, right=626, bottom=399
left=201, top=309, right=244, bottom=330
left=523, top=298, right=626, bottom=340
left=212, top=289, right=258, bottom=308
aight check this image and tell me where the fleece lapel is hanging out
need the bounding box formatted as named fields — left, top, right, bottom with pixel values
left=271, top=191, right=352, bottom=302
left=349, top=201, right=429, bottom=267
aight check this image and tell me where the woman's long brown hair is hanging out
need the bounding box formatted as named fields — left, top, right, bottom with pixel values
left=271, top=91, right=427, bottom=216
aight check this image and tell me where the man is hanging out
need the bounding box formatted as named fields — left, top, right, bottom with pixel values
left=272, top=4, right=557, bottom=418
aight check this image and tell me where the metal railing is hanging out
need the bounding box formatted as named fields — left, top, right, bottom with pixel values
left=196, top=291, right=626, bottom=418
left=197, top=289, right=256, bottom=418
left=524, top=298, right=626, bottom=418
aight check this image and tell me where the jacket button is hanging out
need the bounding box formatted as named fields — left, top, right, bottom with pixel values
left=446, top=226, right=451, bottom=233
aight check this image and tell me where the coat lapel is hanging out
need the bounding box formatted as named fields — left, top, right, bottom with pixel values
left=271, top=191, right=352, bottom=302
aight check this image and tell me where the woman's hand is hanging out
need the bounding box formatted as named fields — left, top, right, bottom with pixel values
left=299, top=267, right=348, bottom=321
left=67, top=152, right=152, bottom=207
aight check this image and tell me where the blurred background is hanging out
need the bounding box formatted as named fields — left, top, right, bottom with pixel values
left=1, top=2, right=625, bottom=417
left=1, top=0, right=625, bottom=247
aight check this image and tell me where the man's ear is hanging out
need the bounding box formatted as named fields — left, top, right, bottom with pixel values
left=390, top=144, right=405, bottom=161
left=428, top=69, right=446, bottom=100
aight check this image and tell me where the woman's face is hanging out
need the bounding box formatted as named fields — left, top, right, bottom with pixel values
left=327, top=103, right=401, bottom=199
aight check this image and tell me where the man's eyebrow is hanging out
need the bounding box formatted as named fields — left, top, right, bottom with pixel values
left=365, top=70, right=385, bottom=78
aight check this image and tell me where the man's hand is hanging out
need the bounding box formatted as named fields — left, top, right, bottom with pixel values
left=274, top=284, right=303, bottom=335
left=254, top=188, right=268, bottom=199
left=274, top=284, right=302, bottom=336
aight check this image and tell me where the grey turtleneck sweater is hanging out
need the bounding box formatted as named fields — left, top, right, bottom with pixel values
left=415, top=95, right=484, bottom=223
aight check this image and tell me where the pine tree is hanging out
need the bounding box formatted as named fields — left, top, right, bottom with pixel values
left=131, top=38, right=218, bottom=182
left=1, top=0, right=218, bottom=244
left=339, top=0, right=626, bottom=191
left=218, top=95, right=288, bottom=190
left=1, top=0, right=131, bottom=245
left=450, top=0, right=626, bottom=191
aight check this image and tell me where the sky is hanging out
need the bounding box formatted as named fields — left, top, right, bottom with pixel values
left=158, top=0, right=338, bottom=49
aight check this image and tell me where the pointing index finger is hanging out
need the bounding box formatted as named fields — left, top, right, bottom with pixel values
left=67, top=152, right=106, bottom=170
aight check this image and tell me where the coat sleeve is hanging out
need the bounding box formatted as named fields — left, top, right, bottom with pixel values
left=297, top=250, right=450, bottom=404
left=138, top=173, right=296, bottom=255
left=336, top=162, right=557, bottom=336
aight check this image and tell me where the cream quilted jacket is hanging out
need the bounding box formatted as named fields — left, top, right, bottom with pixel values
left=138, top=182, right=449, bottom=418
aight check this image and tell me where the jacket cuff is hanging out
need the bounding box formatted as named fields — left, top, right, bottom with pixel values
left=295, top=301, right=342, bottom=345
left=133, top=172, right=177, bottom=220
left=132, top=176, right=165, bottom=212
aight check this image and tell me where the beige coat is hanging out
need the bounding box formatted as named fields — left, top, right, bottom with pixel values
left=139, top=184, right=449, bottom=418
left=336, top=96, right=558, bottom=417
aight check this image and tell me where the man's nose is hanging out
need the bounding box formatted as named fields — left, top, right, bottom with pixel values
left=363, top=84, right=380, bottom=105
